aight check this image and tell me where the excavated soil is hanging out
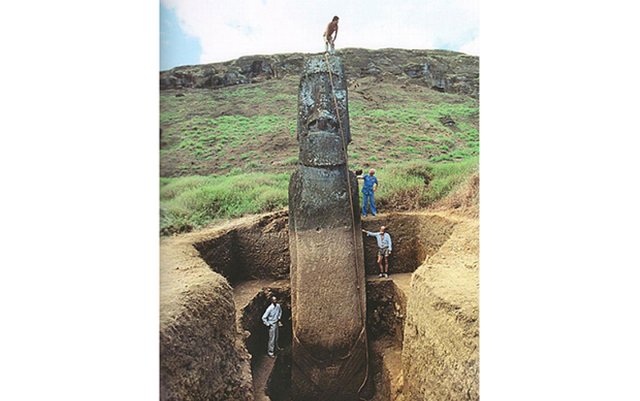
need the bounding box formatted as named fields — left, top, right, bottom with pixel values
left=160, top=226, right=254, bottom=401
left=190, top=210, right=456, bottom=285
left=193, top=211, right=290, bottom=285
left=159, top=209, right=478, bottom=400
left=402, top=211, right=479, bottom=400
left=361, top=213, right=456, bottom=275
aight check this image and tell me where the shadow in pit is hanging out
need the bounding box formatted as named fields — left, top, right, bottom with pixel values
left=266, top=347, right=292, bottom=401
left=241, top=278, right=409, bottom=401
left=238, top=287, right=292, bottom=400
left=353, top=278, right=409, bottom=401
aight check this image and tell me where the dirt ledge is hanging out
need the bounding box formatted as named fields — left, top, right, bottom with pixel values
left=401, top=215, right=479, bottom=400
left=160, top=224, right=256, bottom=401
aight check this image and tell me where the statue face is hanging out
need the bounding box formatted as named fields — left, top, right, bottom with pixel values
left=296, top=56, right=351, bottom=167
left=306, top=110, right=338, bottom=134
left=299, top=79, right=338, bottom=137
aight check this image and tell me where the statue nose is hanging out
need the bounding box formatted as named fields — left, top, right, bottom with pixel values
left=310, top=117, right=337, bottom=132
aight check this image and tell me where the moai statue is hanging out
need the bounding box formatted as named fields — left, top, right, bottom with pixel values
left=288, top=55, right=368, bottom=400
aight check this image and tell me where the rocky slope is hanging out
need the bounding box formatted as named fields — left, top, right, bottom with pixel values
left=160, top=48, right=479, bottom=177
left=160, top=48, right=478, bottom=98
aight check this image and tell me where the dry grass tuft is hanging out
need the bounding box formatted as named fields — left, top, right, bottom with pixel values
left=430, top=172, right=479, bottom=217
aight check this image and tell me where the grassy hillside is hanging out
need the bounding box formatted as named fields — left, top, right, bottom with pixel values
left=160, top=76, right=478, bottom=177
left=160, top=157, right=478, bottom=235
left=160, top=49, right=479, bottom=234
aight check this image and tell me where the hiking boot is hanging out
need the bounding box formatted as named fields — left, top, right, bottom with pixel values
left=384, top=273, right=389, bottom=278
left=378, top=273, right=384, bottom=278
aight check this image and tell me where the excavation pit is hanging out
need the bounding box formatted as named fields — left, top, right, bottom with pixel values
left=232, top=282, right=292, bottom=400
left=192, top=211, right=456, bottom=283
left=160, top=210, right=478, bottom=400
left=234, top=275, right=412, bottom=401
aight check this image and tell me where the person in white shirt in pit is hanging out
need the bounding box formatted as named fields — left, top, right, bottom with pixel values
left=363, top=226, right=393, bottom=278
left=261, top=296, right=282, bottom=357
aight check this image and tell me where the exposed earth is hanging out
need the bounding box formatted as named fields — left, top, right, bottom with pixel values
left=159, top=209, right=478, bottom=400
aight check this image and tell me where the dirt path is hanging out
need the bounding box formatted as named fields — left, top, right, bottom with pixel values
left=367, top=272, right=412, bottom=293
left=390, top=272, right=412, bottom=295
left=252, top=353, right=276, bottom=401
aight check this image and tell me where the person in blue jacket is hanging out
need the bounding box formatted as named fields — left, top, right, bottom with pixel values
left=358, top=168, right=379, bottom=217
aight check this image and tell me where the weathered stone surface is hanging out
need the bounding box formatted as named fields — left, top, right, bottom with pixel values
left=288, top=55, right=368, bottom=400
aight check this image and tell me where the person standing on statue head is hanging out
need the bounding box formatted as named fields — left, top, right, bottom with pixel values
left=363, top=226, right=392, bottom=278
left=262, top=295, right=282, bottom=358
left=358, top=168, right=379, bottom=217
left=323, top=16, right=339, bottom=54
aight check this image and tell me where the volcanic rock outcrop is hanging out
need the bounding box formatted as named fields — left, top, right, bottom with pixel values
left=159, top=49, right=479, bottom=97
left=288, top=55, right=368, bottom=400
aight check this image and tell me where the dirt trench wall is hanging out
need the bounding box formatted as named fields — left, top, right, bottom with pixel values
left=366, top=280, right=408, bottom=401
left=361, top=213, right=456, bottom=275
left=192, top=230, right=238, bottom=282
left=193, top=211, right=290, bottom=285
left=160, top=235, right=253, bottom=401
left=366, top=280, right=407, bottom=345
left=401, top=219, right=479, bottom=401
left=193, top=211, right=456, bottom=284
left=234, top=211, right=290, bottom=280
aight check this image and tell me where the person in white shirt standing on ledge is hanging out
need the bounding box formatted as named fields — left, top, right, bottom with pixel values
left=363, top=226, right=393, bottom=278
left=261, top=296, right=282, bottom=357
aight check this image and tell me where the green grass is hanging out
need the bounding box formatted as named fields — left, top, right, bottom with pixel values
left=350, top=102, right=477, bottom=130
left=160, top=76, right=478, bottom=176
left=159, top=157, right=478, bottom=235
left=221, top=86, right=268, bottom=99
left=160, top=172, right=290, bottom=234
left=160, top=111, right=296, bottom=173
left=283, top=156, right=299, bottom=165
left=374, top=157, right=478, bottom=210
left=347, top=100, right=479, bottom=168
left=159, top=69, right=479, bottom=226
